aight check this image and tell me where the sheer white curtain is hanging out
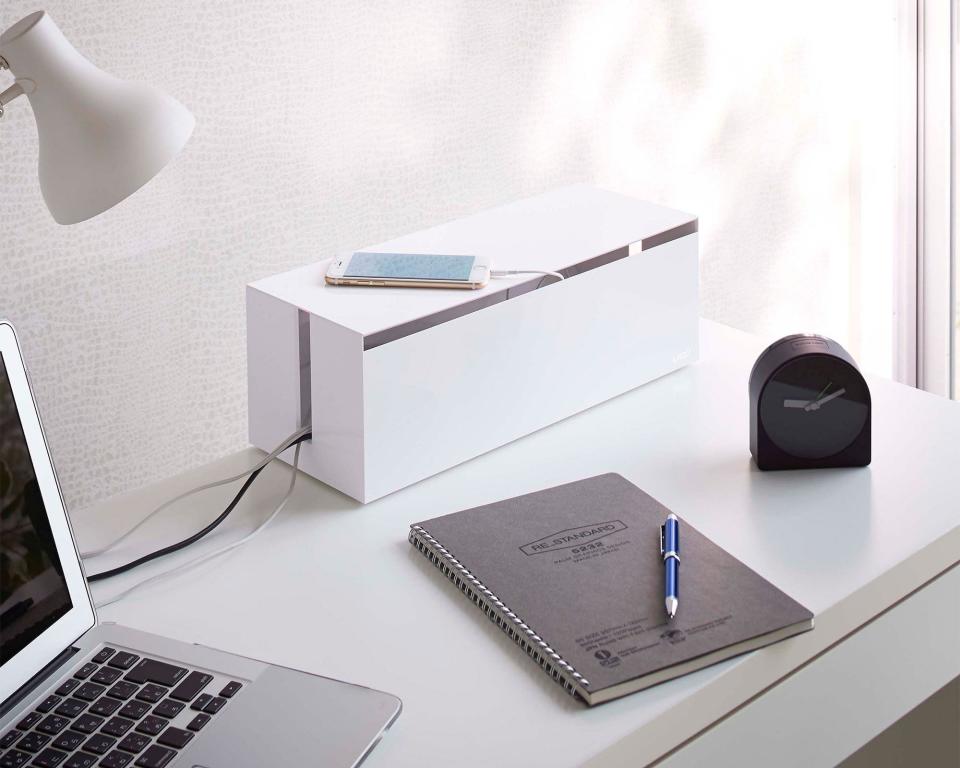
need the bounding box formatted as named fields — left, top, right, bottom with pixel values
left=916, top=0, right=957, bottom=398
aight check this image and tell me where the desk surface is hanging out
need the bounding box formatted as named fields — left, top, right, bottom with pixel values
left=75, top=320, right=960, bottom=767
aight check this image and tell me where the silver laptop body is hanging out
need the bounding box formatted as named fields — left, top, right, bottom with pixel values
left=0, top=320, right=401, bottom=768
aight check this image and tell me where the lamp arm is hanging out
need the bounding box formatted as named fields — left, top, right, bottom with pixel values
left=0, top=54, right=35, bottom=119
left=1, top=81, right=25, bottom=106
left=0, top=55, right=23, bottom=118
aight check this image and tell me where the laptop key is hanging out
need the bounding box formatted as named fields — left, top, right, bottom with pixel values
left=117, top=702, right=149, bottom=721
left=90, top=668, right=121, bottom=686
left=150, top=701, right=182, bottom=720
left=116, top=734, right=150, bottom=754
left=155, top=728, right=192, bottom=750
left=188, top=694, right=211, bottom=712
left=0, top=749, right=30, bottom=767
left=15, top=731, right=49, bottom=752
left=106, top=683, right=138, bottom=702
left=36, top=696, right=61, bottom=714
left=185, top=714, right=209, bottom=732
left=202, top=697, right=226, bottom=715
left=132, top=745, right=175, bottom=768
left=1, top=731, right=21, bottom=749
left=71, top=715, right=104, bottom=735
left=92, top=649, right=116, bottom=665
left=106, top=654, right=138, bottom=671
left=218, top=681, right=242, bottom=698
left=55, top=698, right=87, bottom=718
left=132, top=687, right=165, bottom=705
left=168, top=672, right=212, bottom=703
left=81, top=734, right=115, bottom=755
left=15, top=714, right=41, bottom=731
left=123, top=661, right=186, bottom=689
left=64, top=753, right=96, bottom=768
left=54, top=680, right=79, bottom=698
left=133, top=717, right=166, bottom=738
left=98, top=751, right=132, bottom=768
left=36, top=716, right=71, bottom=736
left=31, top=747, right=67, bottom=767
left=73, top=664, right=98, bottom=681
left=74, top=684, right=106, bottom=703
left=100, top=719, right=134, bottom=739
left=51, top=731, right=85, bottom=752
left=88, top=699, right=122, bottom=718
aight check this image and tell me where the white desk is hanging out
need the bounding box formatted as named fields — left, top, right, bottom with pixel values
left=74, top=320, right=960, bottom=767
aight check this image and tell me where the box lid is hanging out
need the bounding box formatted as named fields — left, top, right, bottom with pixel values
left=248, top=185, right=695, bottom=345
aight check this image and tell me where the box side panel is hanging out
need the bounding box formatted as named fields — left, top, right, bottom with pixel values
left=305, top=315, right=365, bottom=501
left=361, top=233, right=699, bottom=501
left=246, top=287, right=304, bottom=454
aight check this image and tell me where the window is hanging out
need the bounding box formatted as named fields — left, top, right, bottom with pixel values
left=917, top=0, right=957, bottom=398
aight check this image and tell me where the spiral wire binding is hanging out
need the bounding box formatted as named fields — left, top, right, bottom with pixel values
left=409, top=524, right=590, bottom=699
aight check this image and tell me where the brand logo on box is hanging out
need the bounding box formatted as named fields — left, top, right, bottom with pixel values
left=520, top=520, right=627, bottom=556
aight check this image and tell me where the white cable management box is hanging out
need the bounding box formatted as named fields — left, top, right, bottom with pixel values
left=247, top=185, right=698, bottom=503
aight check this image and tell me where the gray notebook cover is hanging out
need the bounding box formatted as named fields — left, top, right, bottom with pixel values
left=410, top=473, right=813, bottom=704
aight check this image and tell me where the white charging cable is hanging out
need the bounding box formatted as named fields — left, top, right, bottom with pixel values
left=94, top=441, right=303, bottom=609
left=81, top=425, right=310, bottom=559
left=490, top=269, right=565, bottom=282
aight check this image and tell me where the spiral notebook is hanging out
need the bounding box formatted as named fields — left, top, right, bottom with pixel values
left=409, top=473, right=813, bottom=705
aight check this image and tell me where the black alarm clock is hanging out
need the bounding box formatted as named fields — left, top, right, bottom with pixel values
left=749, top=334, right=871, bottom=470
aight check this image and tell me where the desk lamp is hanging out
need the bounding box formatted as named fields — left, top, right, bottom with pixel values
left=0, top=11, right=193, bottom=224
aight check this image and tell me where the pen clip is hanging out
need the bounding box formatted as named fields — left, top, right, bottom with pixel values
left=659, top=524, right=666, bottom=556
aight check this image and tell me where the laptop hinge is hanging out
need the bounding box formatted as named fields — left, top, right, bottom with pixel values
left=0, top=646, right=79, bottom=720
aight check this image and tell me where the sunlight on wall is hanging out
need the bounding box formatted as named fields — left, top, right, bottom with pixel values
left=524, top=0, right=902, bottom=377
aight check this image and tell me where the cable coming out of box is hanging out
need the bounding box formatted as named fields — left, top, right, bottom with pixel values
left=85, top=427, right=311, bottom=585
left=93, top=440, right=305, bottom=609
left=80, top=425, right=311, bottom=559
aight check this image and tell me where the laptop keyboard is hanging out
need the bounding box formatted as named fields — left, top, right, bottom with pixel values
left=0, top=647, right=243, bottom=768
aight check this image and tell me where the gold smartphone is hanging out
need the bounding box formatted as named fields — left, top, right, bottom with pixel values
left=325, top=252, right=490, bottom=290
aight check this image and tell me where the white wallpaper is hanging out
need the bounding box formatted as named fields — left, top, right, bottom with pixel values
left=0, top=1, right=902, bottom=511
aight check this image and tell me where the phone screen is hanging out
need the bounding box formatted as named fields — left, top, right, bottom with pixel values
left=345, top=252, right=476, bottom=281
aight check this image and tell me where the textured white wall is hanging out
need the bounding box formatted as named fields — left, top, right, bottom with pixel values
left=0, top=1, right=903, bottom=511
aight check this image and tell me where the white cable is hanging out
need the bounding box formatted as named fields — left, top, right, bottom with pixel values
left=94, top=441, right=303, bottom=609
left=490, top=269, right=565, bottom=282
left=81, top=425, right=309, bottom=559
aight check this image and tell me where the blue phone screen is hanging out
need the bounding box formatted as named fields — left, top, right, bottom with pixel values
left=345, top=252, right=475, bottom=280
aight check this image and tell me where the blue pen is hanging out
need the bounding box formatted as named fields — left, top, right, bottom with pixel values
left=660, top=513, right=680, bottom=619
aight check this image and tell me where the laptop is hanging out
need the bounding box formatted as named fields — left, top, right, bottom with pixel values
left=0, top=320, right=401, bottom=768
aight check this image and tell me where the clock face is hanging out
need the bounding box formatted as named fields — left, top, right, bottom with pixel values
left=759, top=355, right=869, bottom=460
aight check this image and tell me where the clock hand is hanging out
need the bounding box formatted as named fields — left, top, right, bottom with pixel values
left=784, top=381, right=833, bottom=410
left=804, top=387, right=847, bottom=411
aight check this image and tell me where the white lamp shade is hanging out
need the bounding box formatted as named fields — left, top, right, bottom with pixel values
left=0, top=11, right=194, bottom=224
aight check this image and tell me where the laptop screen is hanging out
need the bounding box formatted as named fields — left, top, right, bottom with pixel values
left=0, top=353, right=73, bottom=666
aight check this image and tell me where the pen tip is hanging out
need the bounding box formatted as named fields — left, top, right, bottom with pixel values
left=665, top=597, right=678, bottom=619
